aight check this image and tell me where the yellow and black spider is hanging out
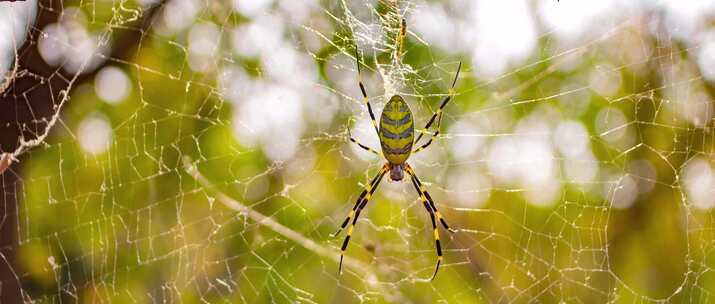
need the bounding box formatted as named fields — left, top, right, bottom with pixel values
left=334, top=19, right=461, bottom=280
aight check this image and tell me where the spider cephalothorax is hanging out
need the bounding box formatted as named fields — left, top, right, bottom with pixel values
left=388, top=163, right=405, bottom=181
left=334, top=18, right=461, bottom=280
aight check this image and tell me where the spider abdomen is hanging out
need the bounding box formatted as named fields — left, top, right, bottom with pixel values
left=379, top=95, right=414, bottom=164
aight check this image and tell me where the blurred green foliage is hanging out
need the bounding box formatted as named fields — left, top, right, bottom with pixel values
left=9, top=0, right=715, bottom=303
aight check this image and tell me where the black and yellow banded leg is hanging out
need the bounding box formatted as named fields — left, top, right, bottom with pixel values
left=406, top=166, right=456, bottom=234
left=349, top=137, right=382, bottom=156
left=337, top=165, right=388, bottom=274
left=354, top=48, right=380, bottom=136
left=347, top=128, right=381, bottom=157
left=407, top=171, right=444, bottom=280
left=412, top=114, right=443, bottom=154
left=397, top=18, right=406, bottom=60
left=413, top=62, right=462, bottom=153
left=405, top=165, right=456, bottom=233
left=333, top=164, right=388, bottom=237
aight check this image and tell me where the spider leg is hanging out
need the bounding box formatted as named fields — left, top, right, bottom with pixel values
left=406, top=165, right=456, bottom=233
left=405, top=165, right=458, bottom=280
left=354, top=48, right=380, bottom=136
left=396, top=18, right=406, bottom=60
left=412, top=114, right=443, bottom=154
left=347, top=128, right=381, bottom=156
left=337, top=164, right=389, bottom=275
left=405, top=167, right=444, bottom=280
left=412, top=178, right=442, bottom=280
left=413, top=62, right=462, bottom=154
left=333, top=164, right=387, bottom=237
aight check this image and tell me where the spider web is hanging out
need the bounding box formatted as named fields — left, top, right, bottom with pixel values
left=1, top=0, right=714, bottom=302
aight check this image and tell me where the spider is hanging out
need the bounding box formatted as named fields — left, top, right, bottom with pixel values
left=333, top=19, right=461, bottom=280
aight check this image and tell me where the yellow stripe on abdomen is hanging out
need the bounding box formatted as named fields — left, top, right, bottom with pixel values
left=380, top=95, right=414, bottom=164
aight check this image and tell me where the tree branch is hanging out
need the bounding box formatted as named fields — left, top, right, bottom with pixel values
left=182, top=157, right=369, bottom=274
left=182, top=157, right=412, bottom=301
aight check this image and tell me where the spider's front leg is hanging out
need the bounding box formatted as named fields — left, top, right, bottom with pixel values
left=405, top=164, right=456, bottom=280
left=334, top=164, right=389, bottom=275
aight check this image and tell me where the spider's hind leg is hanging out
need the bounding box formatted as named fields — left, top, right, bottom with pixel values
left=413, top=62, right=462, bottom=154
left=396, top=18, right=407, bottom=60
left=353, top=48, right=380, bottom=137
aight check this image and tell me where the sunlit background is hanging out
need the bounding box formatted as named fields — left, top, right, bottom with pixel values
left=1, top=0, right=714, bottom=302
